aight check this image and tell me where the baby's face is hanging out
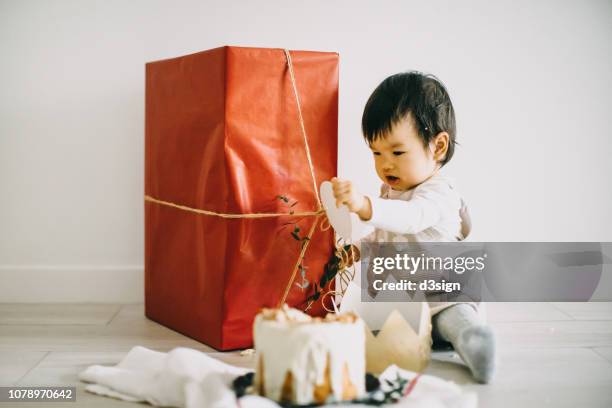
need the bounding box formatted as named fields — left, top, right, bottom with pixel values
left=369, top=117, right=438, bottom=191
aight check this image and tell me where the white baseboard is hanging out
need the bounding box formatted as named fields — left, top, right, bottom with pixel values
left=0, top=265, right=144, bottom=303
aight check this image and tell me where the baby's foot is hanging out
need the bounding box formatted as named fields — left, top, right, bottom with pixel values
left=454, top=325, right=496, bottom=384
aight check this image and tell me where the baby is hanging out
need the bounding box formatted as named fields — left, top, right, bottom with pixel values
left=332, top=72, right=495, bottom=383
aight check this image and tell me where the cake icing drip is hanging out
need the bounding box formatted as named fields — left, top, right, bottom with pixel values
left=254, top=306, right=365, bottom=405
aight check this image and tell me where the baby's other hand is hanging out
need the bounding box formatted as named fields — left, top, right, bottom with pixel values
left=330, top=177, right=366, bottom=213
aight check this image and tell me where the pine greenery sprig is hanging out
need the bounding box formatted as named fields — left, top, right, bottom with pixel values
left=302, top=243, right=353, bottom=308
left=277, top=195, right=312, bottom=296
left=276, top=195, right=356, bottom=311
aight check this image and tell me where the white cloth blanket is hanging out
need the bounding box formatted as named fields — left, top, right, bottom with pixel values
left=78, top=346, right=477, bottom=408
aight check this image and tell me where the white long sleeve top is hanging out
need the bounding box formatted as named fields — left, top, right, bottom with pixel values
left=354, top=173, right=483, bottom=318
left=361, top=173, right=472, bottom=243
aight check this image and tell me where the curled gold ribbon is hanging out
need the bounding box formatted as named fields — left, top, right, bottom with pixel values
left=319, top=239, right=356, bottom=313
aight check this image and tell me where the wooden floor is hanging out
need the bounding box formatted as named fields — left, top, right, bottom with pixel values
left=1, top=303, right=611, bottom=407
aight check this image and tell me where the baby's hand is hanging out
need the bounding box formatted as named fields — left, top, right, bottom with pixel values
left=331, top=177, right=367, bottom=213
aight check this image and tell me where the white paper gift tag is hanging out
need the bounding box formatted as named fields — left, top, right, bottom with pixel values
left=319, top=181, right=352, bottom=242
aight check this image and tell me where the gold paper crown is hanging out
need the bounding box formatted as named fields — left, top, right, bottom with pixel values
left=338, top=282, right=432, bottom=375
left=363, top=304, right=431, bottom=374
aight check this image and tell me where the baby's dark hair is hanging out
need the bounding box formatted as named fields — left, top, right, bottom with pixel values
left=361, top=71, right=457, bottom=166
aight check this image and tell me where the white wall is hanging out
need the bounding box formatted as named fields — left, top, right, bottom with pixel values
left=1, top=0, right=611, bottom=302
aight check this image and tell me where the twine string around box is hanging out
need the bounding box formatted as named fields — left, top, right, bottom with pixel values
left=144, top=49, right=355, bottom=313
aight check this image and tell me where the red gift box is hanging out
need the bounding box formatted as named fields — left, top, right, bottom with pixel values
left=144, top=46, right=338, bottom=350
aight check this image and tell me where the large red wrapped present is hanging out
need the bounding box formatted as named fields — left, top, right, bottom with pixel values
left=144, top=46, right=338, bottom=350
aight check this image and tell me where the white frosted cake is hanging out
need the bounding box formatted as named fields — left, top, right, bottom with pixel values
left=253, top=305, right=366, bottom=405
